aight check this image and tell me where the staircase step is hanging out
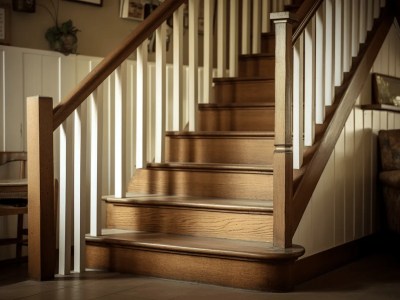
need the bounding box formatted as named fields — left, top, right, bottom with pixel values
left=213, top=77, right=274, bottom=103
left=239, top=53, right=275, bottom=78
left=198, top=103, right=275, bottom=131
left=86, top=230, right=305, bottom=291
left=261, top=32, right=275, bottom=53
left=104, top=195, right=273, bottom=242
left=128, top=163, right=273, bottom=200
left=165, top=131, right=275, bottom=164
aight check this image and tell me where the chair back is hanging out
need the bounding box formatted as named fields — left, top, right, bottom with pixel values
left=0, top=152, right=27, bottom=179
left=378, top=130, right=400, bottom=171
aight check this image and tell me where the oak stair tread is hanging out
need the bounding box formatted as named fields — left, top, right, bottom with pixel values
left=146, top=162, right=273, bottom=173
left=214, top=76, right=273, bottom=83
left=166, top=131, right=275, bottom=138
left=87, top=229, right=304, bottom=261
left=240, top=53, right=275, bottom=59
left=104, top=194, right=274, bottom=213
left=199, top=102, right=275, bottom=109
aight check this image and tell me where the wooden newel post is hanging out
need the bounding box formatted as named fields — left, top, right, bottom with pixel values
left=270, top=12, right=297, bottom=248
left=27, top=96, right=55, bottom=280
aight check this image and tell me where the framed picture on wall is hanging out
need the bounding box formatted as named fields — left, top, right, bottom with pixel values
left=0, top=4, right=11, bottom=45
left=12, top=0, right=36, bottom=13
left=372, top=73, right=400, bottom=106
left=120, top=0, right=158, bottom=21
left=65, top=0, right=103, bottom=7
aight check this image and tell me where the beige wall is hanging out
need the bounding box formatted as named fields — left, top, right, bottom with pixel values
left=6, top=0, right=141, bottom=57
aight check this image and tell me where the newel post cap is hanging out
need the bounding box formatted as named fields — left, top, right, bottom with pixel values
left=270, top=11, right=298, bottom=23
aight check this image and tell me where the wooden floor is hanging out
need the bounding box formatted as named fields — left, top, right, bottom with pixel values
left=1, top=249, right=400, bottom=299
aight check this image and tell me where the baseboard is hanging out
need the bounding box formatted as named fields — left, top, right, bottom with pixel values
left=294, top=233, right=381, bottom=285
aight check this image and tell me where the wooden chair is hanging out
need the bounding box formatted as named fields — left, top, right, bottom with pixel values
left=0, top=151, right=28, bottom=260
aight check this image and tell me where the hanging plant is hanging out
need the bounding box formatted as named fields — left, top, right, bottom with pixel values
left=45, top=19, right=79, bottom=55
left=40, top=0, right=80, bottom=55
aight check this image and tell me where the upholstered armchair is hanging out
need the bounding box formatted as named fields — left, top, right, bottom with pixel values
left=378, top=129, right=400, bottom=234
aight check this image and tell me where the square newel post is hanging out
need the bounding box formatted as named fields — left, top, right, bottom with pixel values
left=27, top=96, right=56, bottom=280
left=270, top=12, right=297, bottom=248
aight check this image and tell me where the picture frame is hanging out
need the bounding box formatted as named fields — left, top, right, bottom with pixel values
left=12, top=0, right=35, bottom=13
left=65, top=0, right=103, bottom=7
left=120, top=0, right=158, bottom=21
left=0, top=4, right=11, bottom=45
left=372, top=73, right=400, bottom=106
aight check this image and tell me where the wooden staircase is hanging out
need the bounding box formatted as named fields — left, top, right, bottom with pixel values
left=85, top=28, right=305, bottom=291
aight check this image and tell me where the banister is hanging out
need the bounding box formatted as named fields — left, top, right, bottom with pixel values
left=52, top=0, right=185, bottom=130
left=292, top=0, right=324, bottom=44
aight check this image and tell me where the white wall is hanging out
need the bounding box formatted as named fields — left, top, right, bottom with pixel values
left=294, top=24, right=400, bottom=258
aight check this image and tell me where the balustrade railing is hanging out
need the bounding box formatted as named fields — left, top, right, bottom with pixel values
left=27, top=0, right=293, bottom=279
left=272, top=0, right=386, bottom=247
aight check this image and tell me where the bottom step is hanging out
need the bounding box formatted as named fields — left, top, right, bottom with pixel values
left=86, top=229, right=304, bottom=291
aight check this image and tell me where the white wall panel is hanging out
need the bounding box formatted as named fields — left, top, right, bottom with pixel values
left=294, top=23, right=400, bottom=258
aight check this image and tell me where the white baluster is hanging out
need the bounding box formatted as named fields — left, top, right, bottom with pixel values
left=342, top=0, right=352, bottom=73
left=155, top=23, right=167, bottom=157
left=272, top=0, right=278, bottom=12
left=373, top=0, right=380, bottom=18
left=352, top=0, right=360, bottom=57
left=325, top=0, right=334, bottom=106
left=242, top=0, right=251, bottom=54
left=359, top=0, right=367, bottom=43
left=217, top=0, right=227, bottom=76
left=73, top=106, right=85, bottom=272
left=230, top=0, right=239, bottom=76
left=367, top=0, right=374, bottom=31
left=304, top=17, right=316, bottom=146
left=173, top=7, right=184, bottom=128
left=58, top=121, right=71, bottom=275
left=89, top=88, right=102, bottom=237
left=204, top=0, right=214, bottom=103
left=334, top=0, right=343, bottom=86
left=293, top=34, right=304, bottom=169
left=136, top=41, right=148, bottom=169
left=278, top=0, right=284, bottom=11
left=315, top=6, right=325, bottom=124
left=115, top=64, right=127, bottom=197
left=189, top=0, right=198, bottom=131
left=252, top=0, right=261, bottom=54
left=262, top=0, right=271, bottom=33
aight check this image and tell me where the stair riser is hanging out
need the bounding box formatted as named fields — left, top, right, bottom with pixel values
left=213, top=80, right=274, bottom=103
left=165, top=137, right=274, bottom=164
left=261, top=35, right=275, bottom=53
left=106, top=203, right=273, bottom=242
left=239, top=57, right=275, bottom=78
left=198, top=108, right=275, bottom=131
left=128, top=169, right=273, bottom=200
left=86, top=244, right=296, bottom=291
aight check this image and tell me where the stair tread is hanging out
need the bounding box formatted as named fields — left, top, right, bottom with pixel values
left=146, top=162, right=273, bottom=173
left=199, top=102, right=275, bottom=109
left=214, top=76, right=273, bottom=83
left=240, top=53, right=275, bottom=59
left=87, top=229, right=304, bottom=261
left=104, top=194, right=273, bottom=212
left=166, top=131, right=275, bottom=138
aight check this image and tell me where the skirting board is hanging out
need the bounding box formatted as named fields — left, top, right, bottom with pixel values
left=294, top=233, right=381, bottom=285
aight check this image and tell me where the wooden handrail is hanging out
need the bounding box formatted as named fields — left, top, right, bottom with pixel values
left=289, top=6, right=393, bottom=239
left=292, top=0, right=324, bottom=44
left=52, top=0, right=185, bottom=130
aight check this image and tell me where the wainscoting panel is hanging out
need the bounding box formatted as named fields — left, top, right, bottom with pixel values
left=294, top=24, right=400, bottom=258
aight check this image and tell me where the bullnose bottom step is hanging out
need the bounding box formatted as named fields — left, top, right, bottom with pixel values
left=86, top=229, right=305, bottom=291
